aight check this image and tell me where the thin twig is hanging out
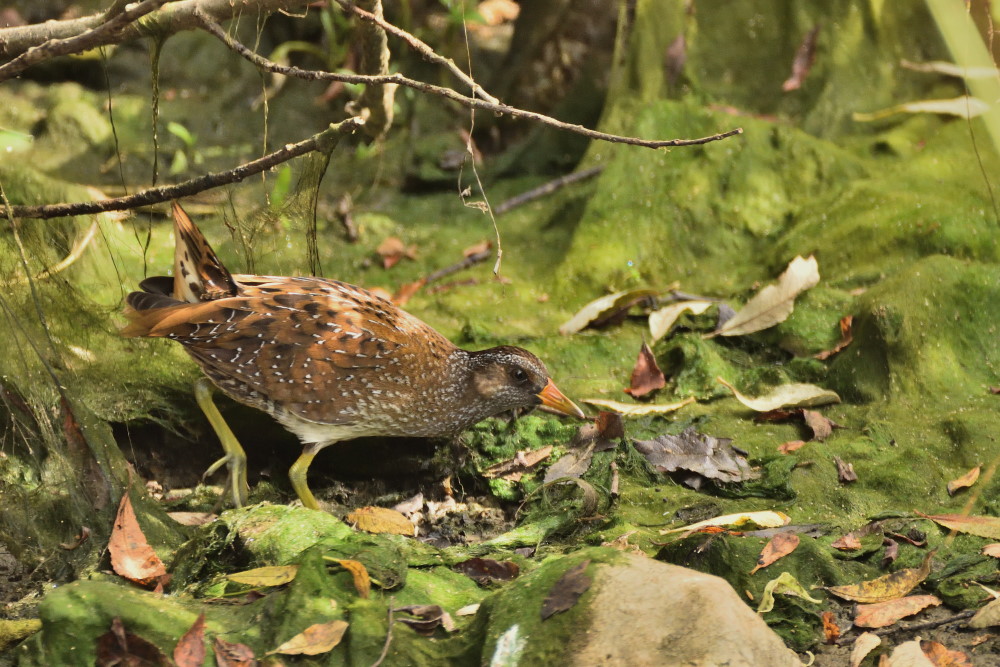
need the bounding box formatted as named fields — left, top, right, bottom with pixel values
left=494, top=166, right=604, bottom=215
left=0, top=0, right=169, bottom=83
left=195, top=14, right=742, bottom=150
left=425, top=248, right=491, bottom=284
left=370, top=599, right=395, bottom=667
left=2, top=119, right=363, bottom=220
left=834, top=609, right=977, bottom=646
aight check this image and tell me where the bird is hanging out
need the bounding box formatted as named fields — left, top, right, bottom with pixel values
left=122, top=202, right=585, bottom=511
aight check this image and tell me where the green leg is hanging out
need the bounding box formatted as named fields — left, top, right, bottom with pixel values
left=288, top=442, right=325, bottom=510
left=194, top=378, right=249, bottom=508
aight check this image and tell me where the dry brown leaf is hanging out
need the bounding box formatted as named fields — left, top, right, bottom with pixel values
left=582, top=396, right=695, bottom=417
left=831, top=533, right=863, bottom=551
left=779, top=440, right=807, bottom=454
left=970, top=596, right=1000, bottom=628
left=213, top=636, right=256, bottom=667
left=346, top=506, right=415, bottom=536
left=462, top=239, right=492, bottom=256
left=916, top=512, right=1000, bottom=540
left=821, top=610, right=840, bottom=644
left=559, top=289, right=662, bottom=335
left=227, top=565, right=298, bottom=587
left=109, top=493, right=168, bottom=588
left=330, top=559, right=370, bottom=599
left=376, top=237, right=417, bottom=268
left=96, top=617, right=170, bottom=667
left=395, top=604, right=450, bottom=635
left=835, top=456, right=858, bottom=483
left=717, top=377, right=841, bottom=411
left=982, top=544, right=1000, bottom=558
left=648, top=300, right=712, bottom=342
left=392, top=278, right=426, bottom=306
left=541, top=560, right=592, bottom=620
left=634, top=426, right=757, bottom=489
left=851, top=632, right=882, bottom=667
left=711, top=255, right=819, bottom=337
left=173, top=614, right=206, bottom=667
left=453, top=558, right=520, bottom=586
left=167, top=512, right=217, bottom=526
left=661, top=510, right=790, bottom=536
left=886, top=639, right=935, bottom=666
left=782, top=25, right=820, bottom=92
left=267, top=620, right=349, bottom=656
left=854, top=595, right=941, bottom=628
left=482, top=445, right=553, bottom=481
left=750, top=533, right=800, bottom=575
left=825, top=551, right=934, bottom=603
left=815, top=315, right=854, bottom=360
left=919, top=639, right=971, bottom=666
left=802, top=409, right=834, bottom=441
left=624, top=341, right=665, bottom=397
left=947, top=466, right=981, bottom=496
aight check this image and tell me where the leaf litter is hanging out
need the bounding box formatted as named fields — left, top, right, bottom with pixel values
left=825, top=551, right=934, bottom=603
left=757, top=572, right=822, bottom=613
left=108, top=492, right=168, bottom=589
left=717, top=377, right=841, bottom=411
left=541, top=560, right=592, bottom=620
left=709, top=255, right=820, bottom=337
left=267, top=620, right=349, bottom=656
left=633, top=426, right=758, bottom=490
left=750, top=533, right=800, bottom=574
left=623, top=341, right=665, bottom=397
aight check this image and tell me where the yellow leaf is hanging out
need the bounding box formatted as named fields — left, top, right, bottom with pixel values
left=226, top=565, right=299, bottom=587
left=267, top=620, right=348, bottom=656
left=717, top=377, right=840, bottom=412
left=757, top=572, right=822, bottom=613
left=581, top=396, right=695, bottom=417
left=329, top=559, right=371, bottom=599
left=648, top=300, right=713, bottom=342
left=917, top=511, right=1000, bottom=540
left=660, top=510, right=790, bottom=535
left=346, top=506, right=414, bottom=536
left=947, top=466, right=981, bottom=496
left=710, top=255, right=819, bottom=337
left=825, top=551, right=934, bottom=603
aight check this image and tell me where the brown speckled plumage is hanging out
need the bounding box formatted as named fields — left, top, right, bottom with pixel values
left=123, top=202, right=583, bottom=509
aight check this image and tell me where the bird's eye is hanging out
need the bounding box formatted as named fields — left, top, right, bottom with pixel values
left=512, top=367, right=529, bottom=383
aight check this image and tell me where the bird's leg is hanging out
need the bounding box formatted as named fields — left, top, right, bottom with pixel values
left=288, top=442, right=325, bottom=510
left=194, top=378, right=249, bottom=508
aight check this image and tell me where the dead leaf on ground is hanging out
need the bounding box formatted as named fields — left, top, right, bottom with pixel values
left=815, top=315, right=854, bottom=360
left=483, top=445, right=553, bottom=481
left=541, top=560, right=592, bottom=620
left=718, top=377, right=841, bottom=411
left=916, top=512, right=1000, bottom=540
left=213, top=636, right=256, bottom=667
left=227, top=565, right=298, bottom=587
left=395, top=605, right=452, bottom=635
left=919, top=639, right=972, bottom=666
left=392, top=278, right=426, bottom=306
left=779, top=440, right=807, bottom=454
left=543, top=444, right=594, bottom=483
left=882, top=538, right=900, bottom=568
left=831, top=532, right=863, bottom=551
left=851, top=632, right=881, bottom=667
left=59, top=526, right=91, bottom=550
left=854, top=595, right=942, bottom=628
left=167, top=512, right=217, bottom=526
left=601, top=530, right=644, bottom=555
left=970, top=596, right=1000, bottom=628
left=624, top=341, right=665, bottom=397
left=559, top=289, right=662, bottom=335
left=661, top=510, right=790, bottom=536
left=885, top=639, right=934, bottom=666
left=648, top=300, right=713, bottom=342
left=821, top=610, right=840, bottom=644
left=453, top=558, right=519, bottom=586
left=782, top=24, right=820, bottom=91
left=376, top=236, right=417, bottom=269
left=947, top=466, right=981, bottom=496
left=633, top=426, right=758, bottom=490
left=346, top=506, right=415, bottom=536
left=854, top=96, right=990, bottom=122
left=96, top=617, right=170, bottom=667
left=109, top=492, right=168, bottom=589
left=582, top=396, right=695, bottom=417
left=835, top=456, right=858, bottom=483
left=463, top=239, right=492, bottom=256
left=173, top=613, right=206, bottom=667
left=802, top=410, right=836, bottom=441
left=329, top=559, right=370, bottom=599
left=750, top=533, right=800, bottom=574
left=825, top=551, right=934, bottom=603
left=267, top=620, right=349, bottom=656
left=983, top=544, right=1000, bottom=558
left=709, top=255, right=820, bottom=337
left=757, top=572, right=822, bottom=613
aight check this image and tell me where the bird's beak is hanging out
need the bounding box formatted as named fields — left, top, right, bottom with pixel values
left=536, top=379, right=586, bottom=419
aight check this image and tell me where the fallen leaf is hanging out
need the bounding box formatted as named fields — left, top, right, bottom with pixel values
left=851, top=632, right=882, bottom=667
left=970, top=634, right=991, bottom=647
left=802, top=410, right=834, bottom=441
left=779, top=440, right=807, bottom=454
left=815, top=315, right=854, bottom=360
left=395, top=605, right=450, bottom=635
left=757, top=572, right=822, bottom=613
left=624, top=341, right=665, bottom=397
left=393, top=492, right=424, bottom=515
left=268, top=620, right=348, bottom=656
left=947, top=466, right=981, bottom=496
left=173, top=614, right=206, bottom=667
left=453, top=558, right=519, bottom=586
left=346, top=506, right=415, bottom=536
left=601, top=530, right=644, bottom=555
left=633, top=426, right=758, bottom=490
left=821, top=610, right=840, bottom=644
left=581, top=396, right=695, bottom=416
left=483, top=445, right=553, bottom=481
left=392, top=278, right=426, bottom=306
left=227, top=565, right=298, bottom=587
left=886, top=639, right=935, bottom=666
left=213, top=636, right=256, bottom=667
left=330, top=559, right=370, bottom=599
left=456, top=603, right=480, bottom=616
left=970, top=596, right=1000, bottom=628
left=854, top=595, right=942, bottom=628
left=376, top=236, right=417, bottom=268
left=825, top=551, right=934, bottom=603
left=167, top=512, right=217, bottom=526
left=648, top=300, right=713, bottom=342
left=660, top=510, right=791, bottom=536
left=463, top=240, right=492, bottom=257
left=882, top=538, right=900, bottom=568
left=710, top=255, right=820, bottom=337
left=559, top=289, right=662, bottom=335
left=919, top=639, right=971, bottom=666
left=109, top=493, right=168, bottom=588
left=916, top=512, right=1000, bottom=540
left=96, top=617, right=170, bottom=667
left=750, top=533, right=800, bottom=574
left=854, top=96, right=990, bottom=122
left=782, top=24, right=820, bottom=92
left=835, top=456, right=858, bottom=483
left=541, top=560, right=592, bottom=620
left=983, top=544, right=1000, bottom=558
left=717, top=377, right=841, bottom=411
left=831, top=533, right=862, bottom=551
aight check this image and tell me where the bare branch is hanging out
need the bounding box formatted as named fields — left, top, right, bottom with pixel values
left=3, top=119, right=364, bottom=220
left=196, top=15, right=743, bottom=150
